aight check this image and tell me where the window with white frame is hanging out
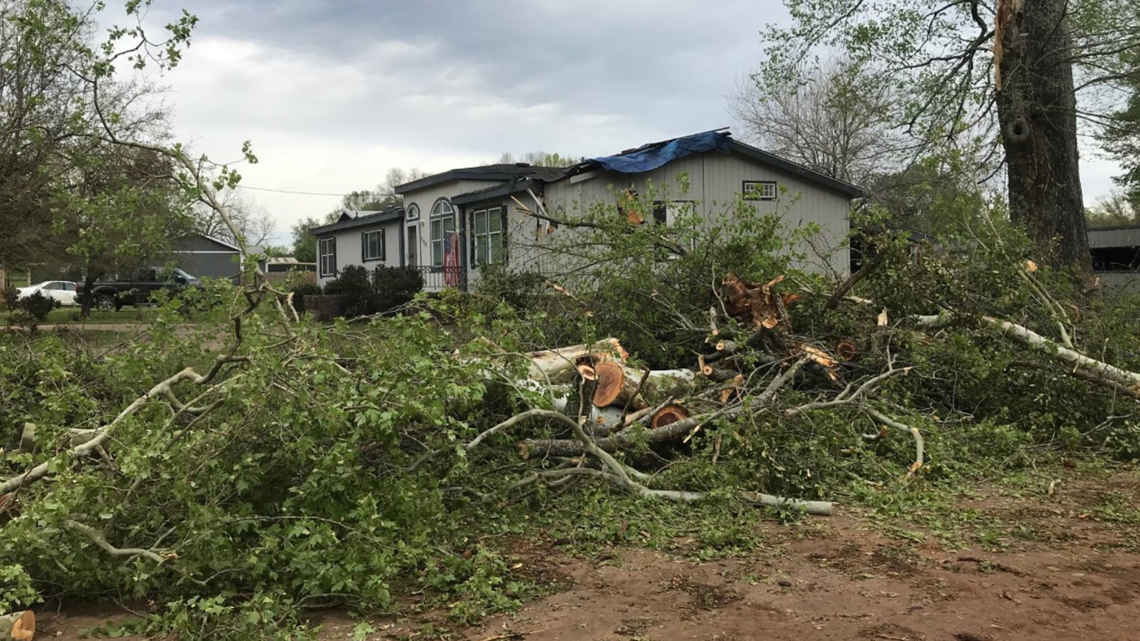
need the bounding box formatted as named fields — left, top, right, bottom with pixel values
left=472, top=207, right=504, bottom=266
left=362, top=229, right=385, bottom=262
left=319, top=237, right=337, bottom=277
left=429, top=198, right=456, bottom=268
left=742, top=180, right=778, bottom=201
left=406, top=203, right=420, bottom=220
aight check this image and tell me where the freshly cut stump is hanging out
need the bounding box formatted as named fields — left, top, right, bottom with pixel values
left=651, top=404, right=690, bottom=429
left=1, top=611, right=35, bottom=641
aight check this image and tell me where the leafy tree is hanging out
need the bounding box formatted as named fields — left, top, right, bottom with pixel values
left=755, top=0, right=1140, bottom=270
left=1099, top=50, right=1140, bottom=212
left=0, top=0, right=94, bottom=270
left=54, top=142, right=193, bottom=312
left=0, top=0, right=194, bottom=309
left=291, top=212, right=338, bottom=263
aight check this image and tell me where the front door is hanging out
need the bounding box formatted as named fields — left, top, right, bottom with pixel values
left=407, top=225, right=418, bottom=267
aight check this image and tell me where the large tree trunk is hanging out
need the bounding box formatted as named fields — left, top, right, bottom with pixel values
left=996, top=0, right=1090, bottom=271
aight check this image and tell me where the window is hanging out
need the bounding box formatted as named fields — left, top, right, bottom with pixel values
left=319, top=237, right=337, bottom=277
left=407, top=225, right=418, bottom=266
left=472, top=207, right=504, bottom=267
left=651, top=201, right=698, bottom=253
left=742, top=180, right=778, bottom=201
left=652, top=200, right=696, bottom=226
left=362, top=229, right=385, bottom=262
left=430, top=199, right=456, bottom=268
left=406, top=203, right=420, bottom=220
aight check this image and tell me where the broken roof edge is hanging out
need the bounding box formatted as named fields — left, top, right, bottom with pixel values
left=452, top=176, right=537, bottom=205
left=554, top=129, right=864, bottom=199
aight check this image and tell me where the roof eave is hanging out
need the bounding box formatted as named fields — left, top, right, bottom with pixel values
left=730, top=141, right=865, bottom=198
left=309, top=210, right=404, bottom=236
left=452, top=178, right=537, bottom=205
left=394, top=171, right=529, bottom=194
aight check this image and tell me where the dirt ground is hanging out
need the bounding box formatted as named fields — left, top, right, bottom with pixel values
left=32, top=472, right=1140, bottom=641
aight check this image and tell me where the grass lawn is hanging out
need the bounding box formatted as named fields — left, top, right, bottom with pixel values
left=0, top=306, right=156, bottom=325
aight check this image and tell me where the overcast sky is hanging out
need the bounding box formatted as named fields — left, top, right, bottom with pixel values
left=145, top=0, right=1123, bottom=247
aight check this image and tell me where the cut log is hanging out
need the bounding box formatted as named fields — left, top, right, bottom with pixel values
left=651, top=405, right=689, bottom=429
left=526, top=339, right=627, bottom=385
left=587, top=405, right=626, bottom=434
left=592, top=360, right=639, bottom=408
left=835, top=341, right=857, bottom=361
left=591, top=360, right=695, bottom=408
left=701, top=366, right=738, bottom=383
left=19, top=424, right=35, bottom=452
left=0, top=611, right=34, bottom=641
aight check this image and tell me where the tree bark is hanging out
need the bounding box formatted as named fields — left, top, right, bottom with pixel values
left=525, top=339, right=627, bottom=385
left=996, top=0, right=1090, bottom=271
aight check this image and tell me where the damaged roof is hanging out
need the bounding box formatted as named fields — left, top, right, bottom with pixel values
left=394, top=163, right=570, bottom=195
left=568, top=129, right=864, bottom=198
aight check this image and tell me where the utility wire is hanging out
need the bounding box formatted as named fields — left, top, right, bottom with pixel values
left=235, top=184, right=354, bottom=197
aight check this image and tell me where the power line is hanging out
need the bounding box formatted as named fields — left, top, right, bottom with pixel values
left=235, top=184, right=352, bottom=197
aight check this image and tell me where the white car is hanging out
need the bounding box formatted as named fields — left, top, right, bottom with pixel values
left=17, top=281, right=79, bottom=306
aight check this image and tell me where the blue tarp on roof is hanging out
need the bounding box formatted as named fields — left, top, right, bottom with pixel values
left=589, top=130, right=733, bottom=174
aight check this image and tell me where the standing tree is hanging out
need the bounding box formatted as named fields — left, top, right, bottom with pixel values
left=1085, top=190, right=1138, bottom=228
left=731, top=57, right=905, bottom=188
left=755, top=0, right=1140, bottom=270
left=1099, top=49, right=1140, bottom=212
left=494, top=151, right=581, bottom=167
left=197, top=187, right=276, bottom=247
left=291, top=213, right=338, bottom=263
left=0, top=0, right=89, bottom=270
left=55, top=141, right=192, bottom=312
left=994, top=0, right=1087, bottom=267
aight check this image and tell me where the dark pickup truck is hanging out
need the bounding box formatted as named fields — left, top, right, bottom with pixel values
left=78, top=267, right=202, bottom=311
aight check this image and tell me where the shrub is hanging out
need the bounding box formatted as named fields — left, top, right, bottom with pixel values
left=288, top=282, right=322, bottom=314
left=371, top=265, right=424, bottom=312
left=2, top=286, right=18, bottom=312
left=20, top=291, right=55, bottom=320
left=321, top=265, right=424, bottom=318
left=475, top=263, right=546, bottom=312
left=323, top=265, right=372, bottom=317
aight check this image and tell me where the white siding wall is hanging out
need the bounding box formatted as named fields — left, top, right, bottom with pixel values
left=543, top=151, right=852, bottom=274
left=463, top=192, right=548, bottom=291
left=315, top=220, right=402, bottom=287
left=402, top=180, right=501, bottom=270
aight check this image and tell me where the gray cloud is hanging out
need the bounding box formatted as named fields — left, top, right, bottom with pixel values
left=139, top=0, right=1119, bottom=245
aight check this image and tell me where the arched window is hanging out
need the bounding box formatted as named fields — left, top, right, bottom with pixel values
left=428, top=198, right=453, bottom=265
left=429, top=198, right=455, bottom=268
left=406, top=203, right=420, bottom=220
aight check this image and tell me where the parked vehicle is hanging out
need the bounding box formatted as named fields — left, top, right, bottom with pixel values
left=77, top=267, right=202, bottom=311
left=17, top=281, right=79, bottom=306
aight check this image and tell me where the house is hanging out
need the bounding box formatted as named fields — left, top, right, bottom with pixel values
left=310, top=207, right=406, bottom=286
left=1089, top=225, right=1140, bottom=293
left=171, top=234, right=243, bottom=279
left=311, top=129, right=864, bottom=290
